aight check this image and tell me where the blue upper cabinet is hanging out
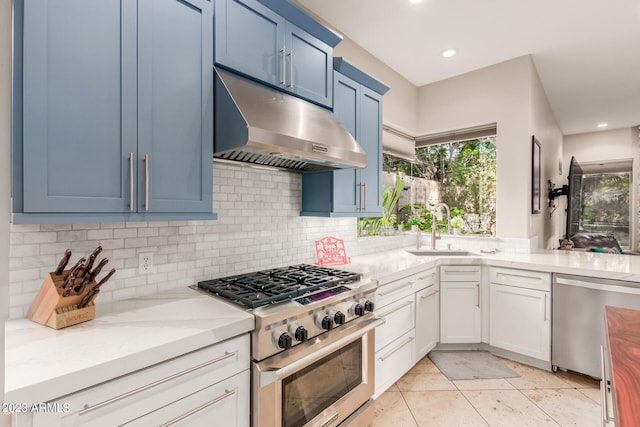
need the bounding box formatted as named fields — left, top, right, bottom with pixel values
left=138, top=0, right=213, bottom=214
left=21, top=0, right=137, bottom=214
left=214, top=0, right=335, bottom=107
left=14, top=0, right=214, bottom=223
left=301, top=59, right=389, bottom=217
left=214, top=0, right=285, bottom=87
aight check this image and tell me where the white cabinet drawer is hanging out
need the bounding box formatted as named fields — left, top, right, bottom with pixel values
left=490, top=267, right=550, bottom=291
left=33, top=334, right=250, bottom=427
left=123, top=369, right=250, bottom=427
left=440, top=265, right=480, bottom=282
left=376, top=268, right=436, bottom=308
left=375, top=294, right=415, bottom=351
left=374, top=329, right=415, bottom=398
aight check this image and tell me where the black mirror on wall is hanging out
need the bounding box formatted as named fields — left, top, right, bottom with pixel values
left=532, top=136, right=541, bottom=214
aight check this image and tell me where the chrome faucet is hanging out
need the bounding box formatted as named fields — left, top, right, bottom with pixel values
left=431, top=203, right=452, bottom=250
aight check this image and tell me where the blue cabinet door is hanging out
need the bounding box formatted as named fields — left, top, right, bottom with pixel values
left=214, top=0, right=285, bottom=87
left=138, top=0, right=213, bottom=213
left=331, top=72, right=360, bottom=213
left=285, top=22, right=332, bottom=107
left=359, top=87, right=383, bottom=215
left=22, top=0, right=137, bottom=213
left=301, top=69, right=384, bottom=217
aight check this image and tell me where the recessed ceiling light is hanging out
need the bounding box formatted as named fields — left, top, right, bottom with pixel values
left=597, top=123, right=609, bottom=128
left=442, top=49, right=457, bottom=58
left=409, top=0, right=423, bottom=3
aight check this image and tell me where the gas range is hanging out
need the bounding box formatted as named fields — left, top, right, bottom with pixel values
left=197, top=264, right=377, bottom=361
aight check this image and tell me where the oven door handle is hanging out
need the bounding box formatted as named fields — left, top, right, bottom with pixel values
left=258, top=317, right=384, bottom=387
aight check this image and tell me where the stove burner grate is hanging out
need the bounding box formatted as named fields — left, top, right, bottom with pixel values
left=197, top=264, right=361, bottom=309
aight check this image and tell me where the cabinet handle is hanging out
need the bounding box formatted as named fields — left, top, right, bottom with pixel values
left=476, top=283, right=480, bottom=308
left=600, top=345, right=611, bottom=424
left=443, top=269, right=478, bottom=273
left=378, top=300, right=413, bottom=317
left=160, top=388, right=236, bottom=427
left=496, top=272, right=542, bottom=282
left=129, top=152, right=134, bottom=211
left=420, top=291, right=437, bottom=299
left=362, top=182, right=367, bottom=211
left=357, top=182, right=363, bottom=211
left=287, top=50, right=294, bottom=88
left=144, top=154, right=149, bottom=211
left=78, top=351, right=237, bottom=415
left=378, top=281, right=413, bottom=297
left=280, top=48, right=286, bottom=85
left=543, top=293, right=547, bottom=321
left=379, top=336, right=414, bottom=361
left=320, top=413, right=340, bottom=427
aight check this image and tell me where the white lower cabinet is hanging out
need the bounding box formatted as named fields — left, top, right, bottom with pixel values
left=124, top=370, right=249, bottom=427
left=439, top=266, right=481, bottom=343
left=414, top=283, right=439, bottom=361
left=374, top=267, right=437, bottom=398
left=29, top=334, right=250, bottom=427
left=489, top=267, right=551, bottom=361
left=375, top=329, right=415, bottom=396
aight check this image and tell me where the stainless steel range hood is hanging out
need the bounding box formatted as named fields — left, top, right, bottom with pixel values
left=214, top=67, right=367, bottom=172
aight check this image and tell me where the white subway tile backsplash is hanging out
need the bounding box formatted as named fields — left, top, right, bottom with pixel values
left=8, top=162, right=534, bottom=318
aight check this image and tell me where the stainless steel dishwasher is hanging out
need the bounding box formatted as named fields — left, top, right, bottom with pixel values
left=552, top=273, right=640, bottom=378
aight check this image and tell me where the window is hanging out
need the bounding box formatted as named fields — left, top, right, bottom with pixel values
left=579, top=168, right=631, bottom=248
left=360, top=135, right=496, bottom=237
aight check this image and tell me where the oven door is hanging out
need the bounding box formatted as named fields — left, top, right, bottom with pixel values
left=253, top=317, right=383, bottom=427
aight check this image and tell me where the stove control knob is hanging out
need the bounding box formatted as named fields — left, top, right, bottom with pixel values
left=352, top=303, right=365, bottom=316
left=293, top=326, right=308, bottom=342
left=334, top=311, right=346, bottom=326
left=276, top=332, right=292, bottom=349
left=316, top=314, right=333, bottom=331
left=364, top=300, right=375, bottom=312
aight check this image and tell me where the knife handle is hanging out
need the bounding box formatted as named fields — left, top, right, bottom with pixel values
left=63, top=257, right=86, bottom=281
left=75, top=258, right=108, bottom=295
left=78, top=288, right=97, bottom=309
left=96, top=268, right=116, bottom=288
left=62, top=271, right=78, bottom=297
left=54, top=249, right=72, bottom=276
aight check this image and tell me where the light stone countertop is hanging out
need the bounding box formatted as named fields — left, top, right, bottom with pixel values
left=347, top=248, right=640, bottom=284
left=4, top=287, right=254, bottom=404
left=6, top=247, right=640, bottom=405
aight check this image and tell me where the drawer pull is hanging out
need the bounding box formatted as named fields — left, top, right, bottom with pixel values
left=496, top=272, right=542, bottom=281
left=320, top=412, right=340, bottom=427
left=379, top=336, right=414, bottom=361
left=443, top=269, right=478, bottom=273
left=378, top=300, right=413, bottom=317
left=160, top=388, right=236, bottom=427
left=378, top=281, right=412, bottom=297
left=78, top=351, right=237, bottom=415
left=420, top=291, right=437, bottom=299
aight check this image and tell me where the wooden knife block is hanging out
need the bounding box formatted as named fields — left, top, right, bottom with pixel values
left=27, top=271, right=96, bottom=329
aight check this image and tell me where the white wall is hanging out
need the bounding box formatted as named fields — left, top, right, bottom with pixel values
left=529, top=61, right=564, bottom=249
left=563, top=127, right=635, bottom=167
left=416, top=56, right=533, bottom=240
left=1, top=0, right=11, bottom=420
left=334, top=37, right=418, bottom=133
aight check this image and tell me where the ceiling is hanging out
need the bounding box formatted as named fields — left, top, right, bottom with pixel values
left=295, top=0, right=640, bottom=136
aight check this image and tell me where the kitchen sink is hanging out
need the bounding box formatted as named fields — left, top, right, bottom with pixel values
left=406, top=249, right=478, bottom=256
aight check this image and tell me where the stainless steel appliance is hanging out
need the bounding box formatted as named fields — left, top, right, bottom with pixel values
left=552, top=273, right=640, bottom=378
left=197, top=264, right=381, bottom=427
left=214, top=68, right=367, bottom=172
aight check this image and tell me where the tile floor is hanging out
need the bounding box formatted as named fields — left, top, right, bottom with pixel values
left=372, top=355, right=602, bottom=427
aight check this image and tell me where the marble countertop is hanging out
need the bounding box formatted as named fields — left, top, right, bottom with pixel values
left=4, top=287, right=254, bottom=404
left=347, top=248, right=640, bottom=284
left=6, top=246, right=640, bottom=406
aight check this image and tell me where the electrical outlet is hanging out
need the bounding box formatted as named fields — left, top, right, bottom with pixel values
left=139, top=252, right=154, bottom=274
